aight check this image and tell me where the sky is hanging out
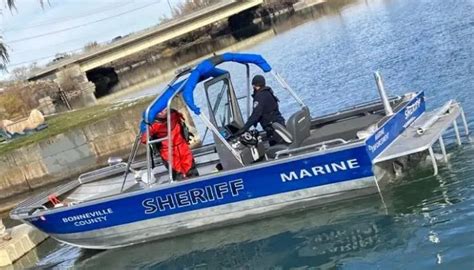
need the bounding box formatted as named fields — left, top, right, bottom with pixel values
left=0, top=0, right=178, bottom=74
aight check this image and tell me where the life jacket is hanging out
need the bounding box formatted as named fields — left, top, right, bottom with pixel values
left=140, top=111, right=194, bottom=176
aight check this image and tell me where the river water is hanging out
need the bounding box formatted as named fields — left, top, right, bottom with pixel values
left=9, top=0, right=474, bottom=269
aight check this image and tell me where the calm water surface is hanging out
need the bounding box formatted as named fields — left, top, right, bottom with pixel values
left=11, top=0, right=474, bottom=268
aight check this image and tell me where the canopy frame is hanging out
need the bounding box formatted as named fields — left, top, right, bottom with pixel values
left=121, top=53, right=307, bottom=187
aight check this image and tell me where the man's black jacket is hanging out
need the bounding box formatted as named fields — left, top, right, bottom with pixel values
left=242, top=86, right=285, bottom=132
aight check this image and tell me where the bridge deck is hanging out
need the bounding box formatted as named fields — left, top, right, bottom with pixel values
left=29, top=0, right=263, bottom=80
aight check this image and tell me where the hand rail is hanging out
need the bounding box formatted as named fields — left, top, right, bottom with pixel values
left=80, top=162, right=128, bottom=184
left=275, top=138, right=348, bottom=159
left=417, top=100, right=453, bottom=135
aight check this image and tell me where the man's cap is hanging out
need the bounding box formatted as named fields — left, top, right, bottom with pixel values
left=252, top=75, right=266, bottom=87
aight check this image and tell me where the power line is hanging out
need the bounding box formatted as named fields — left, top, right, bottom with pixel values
left=9, top=35, right=110, bottom=55
left=6, top=1, right=161, bottom=44
left=3, top=2, right=135, bottom=33
left=8, top=47, right=84, bottom=67
left=7, top=39, right=113, bottom=67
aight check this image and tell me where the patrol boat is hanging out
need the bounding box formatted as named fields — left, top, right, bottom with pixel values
left=10, top=53, right=470, bottom=249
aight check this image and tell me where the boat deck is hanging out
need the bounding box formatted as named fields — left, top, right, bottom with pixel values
left=374, top=102, right=468, bottom=175
left=10, top=97, right=406, bottom=218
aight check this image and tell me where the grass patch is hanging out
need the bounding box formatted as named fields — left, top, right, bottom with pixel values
left=0, top=97, right=153, bottom=155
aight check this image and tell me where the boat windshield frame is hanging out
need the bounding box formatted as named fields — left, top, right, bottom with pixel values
left=123, top=61, right=307, bottom=189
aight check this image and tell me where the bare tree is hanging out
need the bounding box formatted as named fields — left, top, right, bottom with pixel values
left=83, top=41, right=100, bottom=52
left=10, top=66, right=29, bottom=80
left=9, top=62, right=40, bottom=80
left=173, top=0, right=220, bottom=17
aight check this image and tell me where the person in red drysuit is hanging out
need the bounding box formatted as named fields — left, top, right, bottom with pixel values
left=141, top=109, right=199, bottom=180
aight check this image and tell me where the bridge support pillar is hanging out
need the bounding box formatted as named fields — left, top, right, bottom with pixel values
left=229, top=7, right=259, bottom=39
left=54, top=65, right=97, bottom=109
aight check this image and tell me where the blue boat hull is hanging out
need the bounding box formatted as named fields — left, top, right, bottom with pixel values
left=24, top=144, right=375, bottom=248
left=17, top=92, right=426, bottom=249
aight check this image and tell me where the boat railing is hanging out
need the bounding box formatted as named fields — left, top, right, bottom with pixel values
left=78, top=162, right=130, bottom=184
left=129, top=144, right=217, bottom=170
left=310, top=95, right=404, bottom=128
left=274, top=138, right=348, bottom=159
left=13, top=205, right=48, bottom=217
left=11, top=180, right=81, bottom=218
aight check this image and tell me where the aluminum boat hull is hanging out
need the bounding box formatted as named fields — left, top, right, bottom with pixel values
left=12, top=91, right=433, bottom=249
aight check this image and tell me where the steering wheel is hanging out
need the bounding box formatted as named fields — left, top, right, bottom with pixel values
left=239, top=130, right=258, bottom=146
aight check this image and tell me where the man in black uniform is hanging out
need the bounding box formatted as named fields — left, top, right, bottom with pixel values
left=237, top=75, right=286, bottom=146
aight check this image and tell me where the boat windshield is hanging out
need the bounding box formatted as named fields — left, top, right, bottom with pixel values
left=206, top=74, right=244, bottom=130
left=209, top=80, right=232, bottom=128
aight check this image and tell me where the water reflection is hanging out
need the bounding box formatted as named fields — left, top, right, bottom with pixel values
left=76, top=195, right=394, bottom=269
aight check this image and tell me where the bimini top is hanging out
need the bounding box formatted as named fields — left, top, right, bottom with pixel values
left=142, top=52, right=272, bottom=127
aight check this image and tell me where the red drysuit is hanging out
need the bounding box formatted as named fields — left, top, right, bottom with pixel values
left=141, top=110, right=194, bottom=177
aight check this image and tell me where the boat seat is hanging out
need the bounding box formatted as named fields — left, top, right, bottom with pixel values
left=266, top=106, right=311, bottom=158
left=265, top=144, right=289, bottom=159
left=302, top=113, right=384, bottom=146
left=286, top=106, right=311, bottom=148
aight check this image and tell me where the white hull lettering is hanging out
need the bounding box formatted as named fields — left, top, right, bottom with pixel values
left=62, top=208, right=113, bottom=224
left=405, top=98, right=421, bottom=120
left=280, top=159, right=361, bottom=182
left=142, top=179, right=245, bottom=214
left=73, top=216, right=107, bottom=227
left=368, top=129, right=390, bottom=153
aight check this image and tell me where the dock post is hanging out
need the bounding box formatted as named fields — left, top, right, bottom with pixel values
left=453, top=120, right=462, bottom=146
left=438, top=136, right=448, bottom=163
left=460, top=107, right=470, bottom=140
left=428, top=146, right=439, bottom=176
left=374, top=71, right=393, bottom=116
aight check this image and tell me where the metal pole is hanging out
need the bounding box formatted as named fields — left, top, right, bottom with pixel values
left=246, top=64, right=251, bottom=117
left=374, top=71, right=393, bottom=116
left=165, top=79, right=191, bottom=182
left=166, top=101, right=174, bottom=182
left=460, top=107, right=470, bottom=138
left=271, top=71, right=305, bottom=107
left=146, top=124, right=153, bottom=187
left=372, top=175, right=388, bottom=215
left=121, top=133, right=141, bottom=192
left=438, top=136, right=448, bottom=163
left=428, top=146, right=438, bottom=176
left=144, top=75, right=180, bottom=125
left=417, top=100, right=452, bottom=135
left=142, top=73, right=191, bottom=185
left=453, top=120, right=462, bottom=146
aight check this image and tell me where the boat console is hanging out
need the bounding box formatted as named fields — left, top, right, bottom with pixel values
left=227, top=130, right=266, bottom=165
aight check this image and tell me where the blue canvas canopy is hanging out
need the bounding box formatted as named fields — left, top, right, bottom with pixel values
left=141, top=53, right=272, bottom=131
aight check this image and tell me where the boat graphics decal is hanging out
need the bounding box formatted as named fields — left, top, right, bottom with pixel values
left=27, top=146, right=373, bottom=235
left=365, top=91, right=425, bottom=160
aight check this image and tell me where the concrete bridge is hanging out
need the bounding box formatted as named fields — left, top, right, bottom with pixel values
left=28, top=0, right=263, bottom=81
